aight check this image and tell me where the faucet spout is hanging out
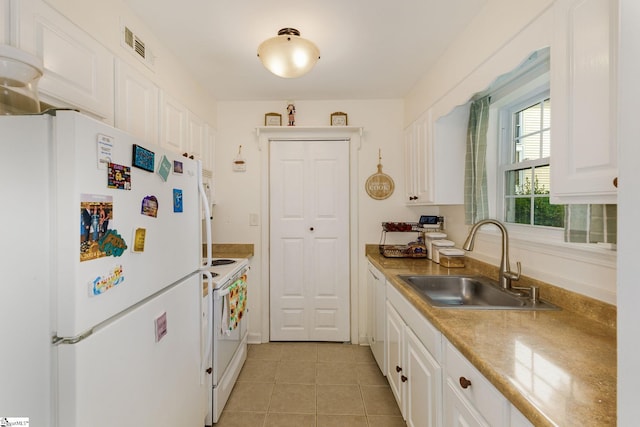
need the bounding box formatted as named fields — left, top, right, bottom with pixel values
left=463, top=219, right=521, bottom=290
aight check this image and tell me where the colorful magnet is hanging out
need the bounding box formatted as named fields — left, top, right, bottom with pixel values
left=173, top=160, right=183, bottom=174
left=89, top=264, right=124, bottom=296
left=141, top=195, right=158, bottom=218
left=157, top=155, right=172, bottom=182
left=132, top=144, right=155, bottom=172
left=107, top=163, right=131, bottom=190
left=80, top=194, right=113, bottom=262
left=132, top=227, right=146, bottom=253
left=98, top=229, right=128, bottom=257
left=173, top=189, right=183, bottom=213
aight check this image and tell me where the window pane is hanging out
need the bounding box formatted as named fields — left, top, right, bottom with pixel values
left=506, top=168, right=532, bottom=196
left=534, top=197, right=564, bottom=227
left=505, top=197, right=531, bottom=225
left=516, top=134, right=542, bottom=162
left=542, top=129, right=551, bottom=158
left=533, top=165, right=551, bottom=195
left=517, top=103, right=542, bottom=136
left=542, top=98, right=551, bottom=128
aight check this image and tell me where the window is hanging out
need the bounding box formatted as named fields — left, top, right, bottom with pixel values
left=499, top=89, right=564, bottom=228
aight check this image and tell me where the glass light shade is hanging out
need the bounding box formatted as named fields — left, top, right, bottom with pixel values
left=257, top=29, right=320, bottom=78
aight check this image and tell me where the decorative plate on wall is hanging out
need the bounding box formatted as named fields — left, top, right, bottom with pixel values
left=365, top=150, right=394, bottom=200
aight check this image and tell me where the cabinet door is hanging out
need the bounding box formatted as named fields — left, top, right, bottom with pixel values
left=404, top=125, right=418, bottom=203
left=444, top=378, right=490, bottom=427
left=386, top=301, right=405, bottom=415
left=404, top=112, right=432, bottom=205
left=550, top=0, right=618, bottom=204
left=17, top=0, right=114, bottom=122
left=160, top=91, right=187, bottom=154
left=367, top=264, right=386, bottom=373
left=405, top=327, right=441, bottom=427
left=187, top=111, right=207, bottom=163
left=1, top=1, right=12, bottom=45
left=115, top=59, right=159, bottom=144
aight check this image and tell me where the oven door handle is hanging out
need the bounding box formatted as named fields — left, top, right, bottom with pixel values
left=214, top=271, right=247, bottom=300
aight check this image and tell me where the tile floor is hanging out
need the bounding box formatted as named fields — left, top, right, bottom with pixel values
left=215, top=342, right=406, bottom=427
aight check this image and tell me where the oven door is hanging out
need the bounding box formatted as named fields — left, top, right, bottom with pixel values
left=212, top=272, right=247, bottom=386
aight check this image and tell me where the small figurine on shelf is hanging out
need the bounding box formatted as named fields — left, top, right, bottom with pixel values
left=287, top=103, right=296, bottom=126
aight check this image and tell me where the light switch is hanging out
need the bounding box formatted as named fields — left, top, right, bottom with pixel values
left=249, top=213, right=260, bottom=226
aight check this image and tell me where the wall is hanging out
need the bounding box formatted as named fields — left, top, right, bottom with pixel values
left=617, top=0, right=640, bottom=421
left=405, top=0, right=554, bottom=125
left=403, top=2, right=617, bottom=304
left=41, top=0, right=217, bottom=124
left=214, top=100, right=439, bottom=343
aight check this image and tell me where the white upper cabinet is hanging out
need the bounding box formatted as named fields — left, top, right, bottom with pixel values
left=115, top=58, right=159, bottom=144
left=1, top=1, right=10, bottom=45
left=550, top=0, right=618, bottom=204
left=187, top=111, right=207, bottom=165
left=404, top=110, right=432, bottom=205
left=16, top=0, right=114, bottom=123
left=160, top=91, right=188, bottom=154
left=404, top=105, right=467, bottom=206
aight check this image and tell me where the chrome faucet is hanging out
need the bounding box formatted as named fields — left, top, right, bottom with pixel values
left=462, top=219, right=521, bottom=291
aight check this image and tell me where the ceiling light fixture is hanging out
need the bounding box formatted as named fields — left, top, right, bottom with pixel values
left=257, top=28, right=320, bottom=78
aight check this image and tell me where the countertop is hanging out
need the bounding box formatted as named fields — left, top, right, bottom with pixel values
left=202, top=243, right=254, bottom=259
left=367, top=247, right=616, bottom=426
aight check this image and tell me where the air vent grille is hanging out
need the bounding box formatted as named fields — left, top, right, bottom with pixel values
left=134, top=37, right=145, bottom=59
left=124, top=27, right=134, bottom=48
left=121, top=23, right=154, bottom=69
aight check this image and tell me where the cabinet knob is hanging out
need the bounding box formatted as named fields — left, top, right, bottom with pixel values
left=401, top=375, right=408, bottom=383
left=459, top=376, right=472, bottom=389
left=395, top=365, right=403, bottom=373
left=206, top=367, right=212, bottom=374
left=613, top=177, right=618, bottom=188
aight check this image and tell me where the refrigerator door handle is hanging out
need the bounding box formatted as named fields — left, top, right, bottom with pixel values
left=200, top=270, right=214, bottom=384
left=199, top=160, right=213, bottom=268
left=52, top=328, right=94, bottom=345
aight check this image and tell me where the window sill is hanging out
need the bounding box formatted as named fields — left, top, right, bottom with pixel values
left=473, top=224, right=616, bottom=269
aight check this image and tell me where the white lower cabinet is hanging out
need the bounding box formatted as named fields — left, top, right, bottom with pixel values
left=381, top=277, right=534, bottom=427
left=386, top=285, right=442, bottom=427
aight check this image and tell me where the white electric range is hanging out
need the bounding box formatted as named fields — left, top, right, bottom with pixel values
left=202, top=258, right=250, bottom=425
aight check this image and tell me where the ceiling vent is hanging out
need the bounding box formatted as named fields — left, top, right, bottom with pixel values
left=121, top=23, right=155, bottom=70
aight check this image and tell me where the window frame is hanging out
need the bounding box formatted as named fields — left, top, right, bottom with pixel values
left=498, top=88, right=558, bottom=228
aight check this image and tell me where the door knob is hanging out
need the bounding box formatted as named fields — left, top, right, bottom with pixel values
left=309, top=227, right=314, bottom=231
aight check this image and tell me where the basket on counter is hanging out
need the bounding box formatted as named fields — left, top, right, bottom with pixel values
left=378, top=244, right=427, bottom=258
left=381, top=222, right=420, bottom=232
left=379, top=221, right=427, bottom=258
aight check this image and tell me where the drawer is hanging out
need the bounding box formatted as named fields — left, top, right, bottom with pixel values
left=444, top=340, right=509, bottom=427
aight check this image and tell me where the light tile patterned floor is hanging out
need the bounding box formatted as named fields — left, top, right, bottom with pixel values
left=215, top=342, right=406, bottom=427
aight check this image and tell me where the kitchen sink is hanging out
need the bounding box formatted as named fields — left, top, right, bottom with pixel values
left=398, top=275, right=559, bottom=310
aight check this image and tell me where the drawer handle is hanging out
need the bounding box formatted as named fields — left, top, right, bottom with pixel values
left=459, top=376, right=472, bottom=389
left=396, top=365, right=403, bottom=373
left=401, top=375, right=408, bottom=383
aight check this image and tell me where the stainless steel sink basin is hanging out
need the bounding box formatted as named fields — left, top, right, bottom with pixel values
left=398, top=275, right=559, bottom=310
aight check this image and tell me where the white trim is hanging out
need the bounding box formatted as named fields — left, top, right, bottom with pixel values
left=257, top=127, right=363, bottom=343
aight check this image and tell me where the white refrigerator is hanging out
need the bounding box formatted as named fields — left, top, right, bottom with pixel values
left=0, top=110, right=212, bottom=426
